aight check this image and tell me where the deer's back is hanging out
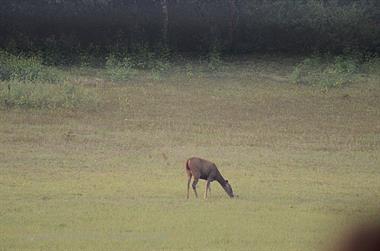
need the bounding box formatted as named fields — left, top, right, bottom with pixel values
left=186, top=157, right=220, bottom=180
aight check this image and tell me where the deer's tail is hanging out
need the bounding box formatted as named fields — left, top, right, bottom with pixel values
left=185, top=159, right=192, bottom=177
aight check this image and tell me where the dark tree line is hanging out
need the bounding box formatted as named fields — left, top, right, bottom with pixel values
left=0, top=0, right=379, bottom=58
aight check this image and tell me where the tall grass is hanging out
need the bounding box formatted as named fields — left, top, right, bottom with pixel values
left=0, top=51, right=98, bottom=110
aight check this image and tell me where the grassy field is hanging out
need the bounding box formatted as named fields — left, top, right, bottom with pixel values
left=1, top=56, right=380, bottom=251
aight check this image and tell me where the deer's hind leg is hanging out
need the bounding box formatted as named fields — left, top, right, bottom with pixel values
left=186, top=170, right=192, bottom=199
left=192, top=177, right=199, bottom=198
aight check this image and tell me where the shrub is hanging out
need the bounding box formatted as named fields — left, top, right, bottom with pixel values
left=291, top=56, right=323, bottom=86
left=124, top=45, right=171, bottom=80
left=131, top=45, right=171, bottom=78
left=291, top=55, right=360, bottom=89
left=151, top=59, right=170, bottom=80
left=0, top=51, right=63, bottom=83
left=105, top=53, right=135, bottom=81
left=0, top=81, right=99, bottom=110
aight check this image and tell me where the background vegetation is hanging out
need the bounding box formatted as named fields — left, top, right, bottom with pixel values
left=1, top=0, right=379, bottom=61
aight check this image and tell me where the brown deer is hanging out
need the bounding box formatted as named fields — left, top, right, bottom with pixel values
left=185, top=157, right=234, bottom=199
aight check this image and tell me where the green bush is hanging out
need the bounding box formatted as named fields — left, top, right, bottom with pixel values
left=0, top=81, right=99, bottom=110
left=291, top=55, right=360, bottom=89
left=0, top=51, right=63, bottom=83
left=105, top=53, right=135, bottom=81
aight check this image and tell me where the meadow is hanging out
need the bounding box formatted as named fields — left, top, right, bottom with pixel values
left=1, top=56, right=380, bottom=251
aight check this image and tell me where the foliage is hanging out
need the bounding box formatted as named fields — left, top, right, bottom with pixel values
left=362, top=56, right=380, bottom=75
left=0, top=51, right=63, bottom=83
left=150, top=59, right=170, bottom=80
left=0, top=51, right=98, bottom=110
left=150, top=55, right=170, bottom=80
left=130, top=44, right=170, bottom=73
left=291, top=55, right=360, bottom=89
left=105, top=53, right=135, bottom=82
left=130, top=45, right=157, bottom=70
left=0, top=81, right=99, bottom=110
left=185, top=63, right=194, bottom=79
left=207, top=46, right=223, bottom=71
left=1, top=0, right=378, bottom=58
left=79, top=52, right=93, bottom=69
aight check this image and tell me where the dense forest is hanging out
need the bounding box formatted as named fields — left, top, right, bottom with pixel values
left=1, top=0, right=379, bottom=61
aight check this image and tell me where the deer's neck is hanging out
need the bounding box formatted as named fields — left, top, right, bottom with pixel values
left=216, top=171, right=227, bottom=187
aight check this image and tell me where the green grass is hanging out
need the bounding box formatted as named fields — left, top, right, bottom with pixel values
left=1, top=56, right=380, bottom=250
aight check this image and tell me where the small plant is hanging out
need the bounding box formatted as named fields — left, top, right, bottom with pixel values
left=105, top=53, right=135, bottom=81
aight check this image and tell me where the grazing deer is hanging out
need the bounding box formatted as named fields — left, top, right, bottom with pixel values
left=185, top=157, right=234, bottom=199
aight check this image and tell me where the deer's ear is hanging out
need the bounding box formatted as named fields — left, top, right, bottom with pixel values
left=226, top=180, right=229, bottom=183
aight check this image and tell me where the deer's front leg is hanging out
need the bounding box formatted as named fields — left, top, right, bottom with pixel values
left=192, top=178, right=199, bottom=198
left=204, top=180, right=211, bottom=199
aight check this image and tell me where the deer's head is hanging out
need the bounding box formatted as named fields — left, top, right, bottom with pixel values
left=223, top=180, right=234, bottom=198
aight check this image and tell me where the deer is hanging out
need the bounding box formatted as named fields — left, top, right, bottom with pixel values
left=185, top=157, right=234, bottom=199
